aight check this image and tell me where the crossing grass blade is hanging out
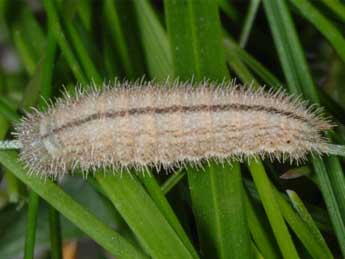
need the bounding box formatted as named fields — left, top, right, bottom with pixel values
left=164, top=1, right=251, bottom=258
left=43, top=0, right=87, bottom=84
left=263, top=0, right=345, bottom=255
left=320, top=0, right=345, bottom=23
left=103, top=0, right=135, bottom=78
left=243, top=190, right=280, bottom=258
left=23, top=191, right=39, bottom=259
left=273, top=188, right=333, bottom=258
left=96, top=173, right=195, bottom=259
left=132, top=0, right=172, bottom=79
left=247, top=160, right=299, bottom=258
left=289, top=0, right=345, bottom=64
left=287, top=190, right=332, bottom=257
left=0, top=151, right=148, bottom=259
left=239, top=0, right=261, bottom=48
left=137, top=173, right=199, bottom=258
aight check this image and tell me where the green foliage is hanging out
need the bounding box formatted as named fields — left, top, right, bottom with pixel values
left=0, top=0, right=344, bottom=258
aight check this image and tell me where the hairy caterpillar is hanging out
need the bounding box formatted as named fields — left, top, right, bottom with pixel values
left=11, top=80, right=344, bottom=177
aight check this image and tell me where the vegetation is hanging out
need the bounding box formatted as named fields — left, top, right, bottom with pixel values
left=0, top=0, right=345, bottom=258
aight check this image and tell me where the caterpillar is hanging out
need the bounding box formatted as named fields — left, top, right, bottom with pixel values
left=10, top=80, right=344, bottom=177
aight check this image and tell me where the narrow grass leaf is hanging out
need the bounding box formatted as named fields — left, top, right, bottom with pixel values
left=223, top=37, right=259, bottom=86
left=6, top=4, right=45, bottom=75
left=61, top=16, right=102, bottom=85
left=289, top=0, right=345, bottom=64
left=287, top=189, right=332, bottom=257
left=239, top=0, right=261, bottom=48
left=0, top=98, right=20, bottom=122
left=161, top=170, right=186, bottom=194
left=272, top=188, right=333, bottom=258
left=132, top=0, right=172, bottom=79
left=22, top=32, right=57, bottom=109
left=137, top=173, right=199, bottom=258
left=263, top=1, right=345, bottom=255
left=43, top=0, right=87, bottom=84
left=103, top=0, right=135, bottom=78
left=223, top=37, right=282, bottom=87
left=247, top=160, right=299, bottom=258
left=320, top=0, right=345, bottom=23
left=96, top=174, right=195, bottom=259
left=165, top=1, right=251, bottom=258
left=48, top=206, right=62, bottom=259
left=0, top=151, right=147, bottom=259
left=24, top=191, right=39, bottom=259
left=243, top=190, right=280, bottom=258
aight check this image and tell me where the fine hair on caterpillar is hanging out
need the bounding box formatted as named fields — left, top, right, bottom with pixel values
left=6, top=79, right=345, bottom=178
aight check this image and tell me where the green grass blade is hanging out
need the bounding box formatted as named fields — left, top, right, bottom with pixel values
left=165, top=0, right=228, bottom=81
left=165, top=1, right=251, bottom=258
left=313, top=158, right=345, bottom=254
left=61, top=15, right=102, bottom=85
left=289, top=0, right=345, bottom=64
left=223, top=37, right=282, bottom=87
left=223, top=38, right=259, bottom=85
left=103, top=0, right=135, bottom=78
left=6, top=4, right=45, bottom=75
left=272, top=188, right=333, bottom=258
left=263, top=1, right=345, bottom=255
left=239, top=0, right=261, bottom=48
left=243, top=190, right=280, bottom=258
left=43, top=0, right=87, bottom=84
left=247, top=160, right=299, bottom=258
left=137, top=173, right=199, bottom=258
left=224, top=36, right=345, bottom=124
left=321, top=0, right=345, bottom=23
left=96, top=173, right=195, bottom=259
left=262, top=0, right=311, bottom=96
left=0, top=98, right=20, bottom=122
left=188, top=163, right=252, bottom=258
left=287, top=190, right=333, bottom=257
left=217, top=0, right=238, bottom=20
left=12, top=30, right=36, bottom=75
left=132, top=0, right=172, bottom=79
left=24, top=191, right=39, bottom=259
left=0, top=151, right=148, bottom=259
left=22, top=32, right=57, bottom=109
left=161, top=170, right=186, bottom=194
left=48, top=206, right=62, bottom=259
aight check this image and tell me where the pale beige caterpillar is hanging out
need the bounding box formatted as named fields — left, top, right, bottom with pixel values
left=13, top=80, right=343, bottom=177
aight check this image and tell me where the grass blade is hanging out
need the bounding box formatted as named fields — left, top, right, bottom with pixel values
left=132, top=0, right=172, bottom=79
left=96, top=173, right=195, bottom=259
left=0, top=151, right=148, bottom=259
left=137, top=173, right=199, bottom=258
left=247, top=160, right=299, bottom=258
left=24, top=191, right=39, bottom=259
left=273, top=188, right=333, bottom=258
left=43, top=0, right=87, bottom=84
left=161, top=170, right=186, bottom=194
left=103, top=0, right=135, bottom=78
left=263, top=0, right=345, bottom=255
left=243, top=188, right=280, bottom=258
left=321, top=0, right=345, bottom=23
left=239, top=0, right=261, bottom=48
left=22, top=32, right=57, bottom=109
left=48, top=206, right=62, bottom=259
left=165, top=0, right=228, bottom=80
left=165, top=1, right=251, bottom=258
left=289, top=0, right=345, bottom=64
left=287, top=189, right=332, bottom=257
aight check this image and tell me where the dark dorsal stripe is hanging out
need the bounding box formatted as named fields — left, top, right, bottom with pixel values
left=41, top=103, right=308, bottom=138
